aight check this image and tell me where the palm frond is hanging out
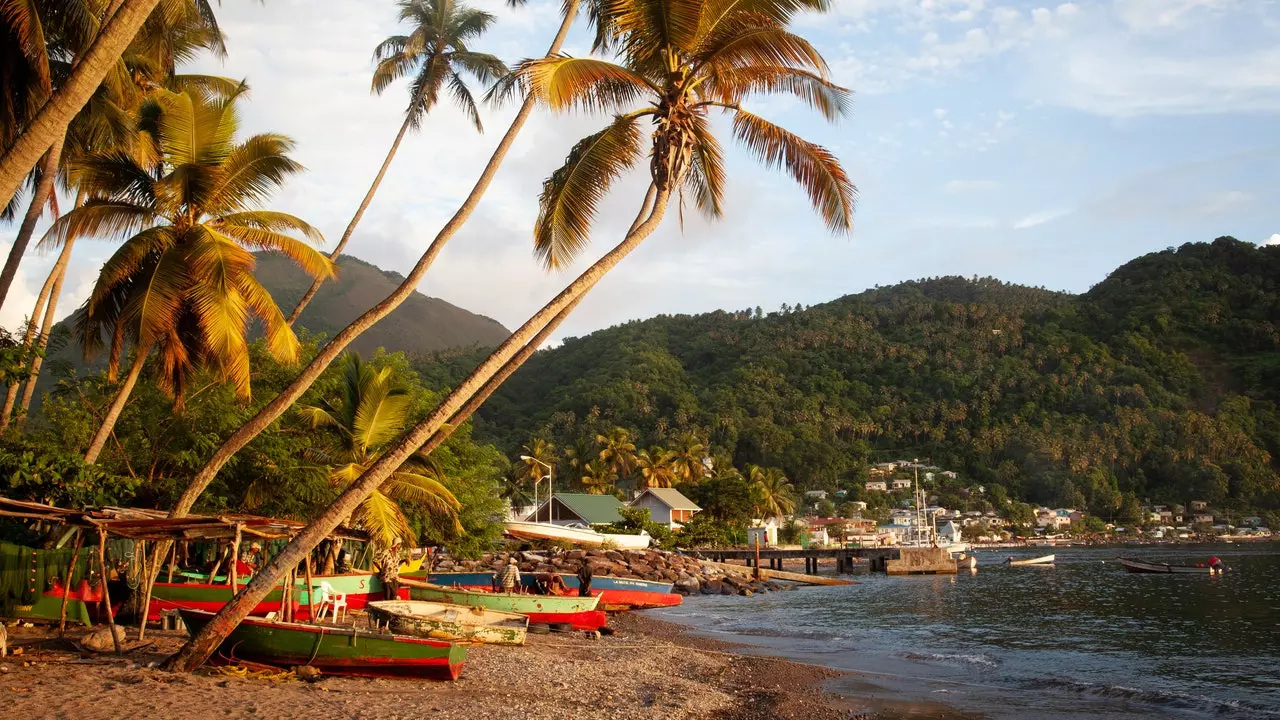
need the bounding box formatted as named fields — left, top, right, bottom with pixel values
left=446, top=71, right=483, bottom=131
left=351, top=490, right=416, bottom=549
left=207, top=133, right=304, bottom=213
left=233, top=270, right=301, bottom=363
left=704, top=65, right=849, bottom=121
left=683, top=113, right=725, bottom=220
left=295, top=404, right=340, bottom=428
left=696, top=23, right=828, bottom=77
left=731, top=108, right=854, bottom=233
left=521, top=55, right=654, bottom=113
left=38, top=200, right=156, bottom=250
left=214, top=223, right=335, bottom=279
left=352, top=376, right=413, bottom=451
left=215, top=210, right=326, bottom=244
left=534, top=113, right=645, bottom=268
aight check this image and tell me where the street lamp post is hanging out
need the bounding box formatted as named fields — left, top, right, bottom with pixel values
left=519, top=455, right=554, bottom=523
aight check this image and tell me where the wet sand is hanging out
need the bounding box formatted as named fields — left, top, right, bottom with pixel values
left=1, top=614, right=956, bottom=719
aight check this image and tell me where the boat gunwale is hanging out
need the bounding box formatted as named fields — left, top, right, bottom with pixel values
left=178, top=608, right=456, bottom=648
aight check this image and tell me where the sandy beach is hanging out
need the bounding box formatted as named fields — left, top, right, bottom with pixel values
left=0, top=612, right=905, bottom=720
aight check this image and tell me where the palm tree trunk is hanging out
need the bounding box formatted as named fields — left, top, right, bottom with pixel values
left=0, top=135, right=63, bottom=314
left=166, top=2, right=582, bottom=523
left=0, top=0, right=160, bottom=205
left=287, top=89, right=429, bottom=325
left=83, top=347, right=148, bottom=464
left=17, top=236, right=76, bottom=419
left=0, top=247, right=60, bottom=432
left=165, top=183, right=672, bottom=673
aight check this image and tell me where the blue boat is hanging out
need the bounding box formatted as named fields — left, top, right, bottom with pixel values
left=404, top=570, right=680, bottom=609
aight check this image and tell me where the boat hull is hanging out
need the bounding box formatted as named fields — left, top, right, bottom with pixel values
left=1007, top=554, right=1055, bottom=567
left=149, top=573, right=396, bottom=622
left=411, top=571, right=681, bottom=610
left=1119, top=558, right=1217, bottom=574
left=178, top=608, right=466, bottom=680
left=503, top=521, right=651, bottom=550
left=367, top=600, right=528, bottom=646
left=407, top=584, right=607, bottom=631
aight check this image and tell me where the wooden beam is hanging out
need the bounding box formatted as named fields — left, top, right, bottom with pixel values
left=58, top=529, right=84, bottom=635
left=96, top=529, right=122, bottom=655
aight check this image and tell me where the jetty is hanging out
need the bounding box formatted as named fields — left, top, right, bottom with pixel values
left=696, top=547, right=897, bottom=573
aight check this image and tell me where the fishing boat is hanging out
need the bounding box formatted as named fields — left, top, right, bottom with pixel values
left=1005, top=554, right=1055, bottom=567
left=148, top=572, right=394, bottom=622
left=177, top=608, right=467, bottom=680
left=405, top=581, right=607, bottom=631
left=367, top=600, right=528, bottom=646
left=1118, top=557, right=1221, bottom=574
left=410, top=571, right=681, bottom=610
left=503, top=520, right=651, bottom=550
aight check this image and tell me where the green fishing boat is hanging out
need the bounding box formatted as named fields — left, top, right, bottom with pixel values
left=406, top=582, right=607, bottom=631
left=178, top=608, right=467, bottom=680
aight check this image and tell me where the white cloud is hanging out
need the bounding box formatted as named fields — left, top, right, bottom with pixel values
left=1115, top=0, right=1227, bottom=31
left=1012, top=209, right=1071, bottom=230
left=1264, top=234, right=1280, bottom=246
left=943, top=179, right=1002, bottom=194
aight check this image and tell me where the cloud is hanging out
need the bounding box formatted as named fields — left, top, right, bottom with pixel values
left=1012, top=209, right=1071, bottom=230
left=1264, top=234, right=1280, bottom=246
left=942, top=179, right=1002, bottom=194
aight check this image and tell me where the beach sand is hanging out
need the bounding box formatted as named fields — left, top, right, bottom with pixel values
left=1, top=614, right=962, bottom=719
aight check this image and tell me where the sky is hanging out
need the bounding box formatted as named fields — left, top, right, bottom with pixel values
left=2, top=0, right=1278, bottom=342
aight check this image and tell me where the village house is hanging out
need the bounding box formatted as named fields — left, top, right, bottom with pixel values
left=941, top=470, right=958, bottom=479
left=850, top=500, right=868, bottom=513
left=747, top=518, right=780, bottom=547
left=526, top=493, right=626, bottom=527
left=865, top=480, right=888, bottom=492
left=630, top=488, right=701, bottom=529
left=890, top=478, right=912, bottom=490
left=1190, top=500, right=1209, bottom=511
left=1193, top=513, right=1214, bottom=525
left=805, top=490, right=829, bottom=501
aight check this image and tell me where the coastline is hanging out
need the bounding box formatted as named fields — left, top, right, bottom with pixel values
left=0, top=612, right=952, bottom=719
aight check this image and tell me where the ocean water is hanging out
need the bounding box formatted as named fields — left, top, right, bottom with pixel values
left=651, top=544, right=1280, bottom=718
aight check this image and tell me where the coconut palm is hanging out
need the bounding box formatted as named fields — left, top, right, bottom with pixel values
left=747, top=464, right=794, bottom=519
left=514, top=437, right=556, bottom=491
left=580, top=459, right=617, bottom=495
left=296, top=353, right=461, bottom=549
left=287, top=0, right=506, bottom=323
left=597, top=426, right=637, bottom=481
left=635, top=446, right=676, bottom=490
left=668, top=431, right=708, bottom=484
left=43, top=89, right=333, bottom=463
left=167, top=0, right=850, bottom=671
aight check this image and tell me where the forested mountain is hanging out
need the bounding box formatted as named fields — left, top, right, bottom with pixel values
left=426, top=237, right=1280, bottom=517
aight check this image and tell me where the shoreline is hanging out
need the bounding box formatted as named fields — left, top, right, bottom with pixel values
left=0, top=611, right=955, bottom=719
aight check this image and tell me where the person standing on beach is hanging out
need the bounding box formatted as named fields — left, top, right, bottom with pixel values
left=376, top=540, right=403, bottom=600
left=497, top=557, right=522, bottom=594
left=577, top=562, right=593, bottom=598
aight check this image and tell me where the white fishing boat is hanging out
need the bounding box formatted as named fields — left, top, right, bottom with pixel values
left=1005, top=554, right=1055, bottom=567
left=503, top=520, right=651, bottom=550
left=367, top=600, right=529, bottom=646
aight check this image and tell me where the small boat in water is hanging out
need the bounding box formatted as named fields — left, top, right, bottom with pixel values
left=1006, top=554, right=1055, bottom=567
left=503, top=520, right=651, bottom=550
left=177, top=608, right=467, bottom=680
left=405, top=581, right=607, bottom=631
left=367, top=600, right=528, bottom=646
left=1118, top=557, right=1222, bottom=574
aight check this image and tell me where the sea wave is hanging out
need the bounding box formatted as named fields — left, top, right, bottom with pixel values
left=898, top=651, right=1001, bottom=668
left=1022, top=677, right=1280, bottom=717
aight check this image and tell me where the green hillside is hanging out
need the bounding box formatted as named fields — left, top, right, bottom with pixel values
left=432, top=237, right=1280, bottom=517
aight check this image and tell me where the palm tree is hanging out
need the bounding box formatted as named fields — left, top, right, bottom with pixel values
left=669, top=431, right=708, bottom=484
left=165, top=0, right=590, bottom=526
left=748, top=464, right=795, bottom=519
left=580, top=459, right=617, bottom=495
left=562, top=435, right=594, bottom=476
left=597, top=426, right=637, bottom=482
left=44, top=89, right=333, bottom=463
left=167, top=0, right=850, bottom=671
left=296, top=353, right=461, bottom=549
left=286, top=0, right=506, bottom=323
left=635, top=446, right=676, bottom=490
left=514, top=437, right=556, bottom=510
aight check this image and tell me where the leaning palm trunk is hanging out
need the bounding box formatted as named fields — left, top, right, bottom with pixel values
left=0, top=0, right=161, bottom=204
left=165, top=183, right=672, bottom=672
left=83, top=347, right=149, bottom=463
left=17, top=236, right=77, bottom=419
left=166, top=4, right=580, bottom=521
left=0, top=136, right=64, bottom=314
left=0, top=259, right=59, bottom=431
left=287, top=90, right=426, bottom=325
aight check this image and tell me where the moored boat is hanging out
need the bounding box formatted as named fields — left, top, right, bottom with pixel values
left=410, top=571, right=681, bottom=610
left=503, top=520, right=651, bottom=550
left=406, top=582, right=607, bottom=631
left=1005, top=554, right=1055, bottom=567
left=1118, top=557, right=1220, bottom=574
left=148, top=572, right=393, bottom=622
left=367, top=600, right=528, bottom=645
left=177, top=608, right=467, bottom=680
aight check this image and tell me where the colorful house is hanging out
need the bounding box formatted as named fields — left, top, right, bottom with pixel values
left=629, top=488, right=702, bottom=529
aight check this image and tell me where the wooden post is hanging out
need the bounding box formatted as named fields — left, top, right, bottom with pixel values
left=304, top=555, right=315, bottom=622
left=229, top=525, right=241, bottom=589
left=166, top=542, right=177, bottom=583
left=139, top=540, right=165, bottom=641
left=58, top=529, right=85, bottom=635
left=753, top=536, right=761, bottom=581
left=96, top=528, right=122, bottom=655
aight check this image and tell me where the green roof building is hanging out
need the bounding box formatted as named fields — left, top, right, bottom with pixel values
left=527, top=493, right=626, bottom=526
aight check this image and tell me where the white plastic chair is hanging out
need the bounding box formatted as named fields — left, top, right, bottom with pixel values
left=314, top=581, right=347, bottom=623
